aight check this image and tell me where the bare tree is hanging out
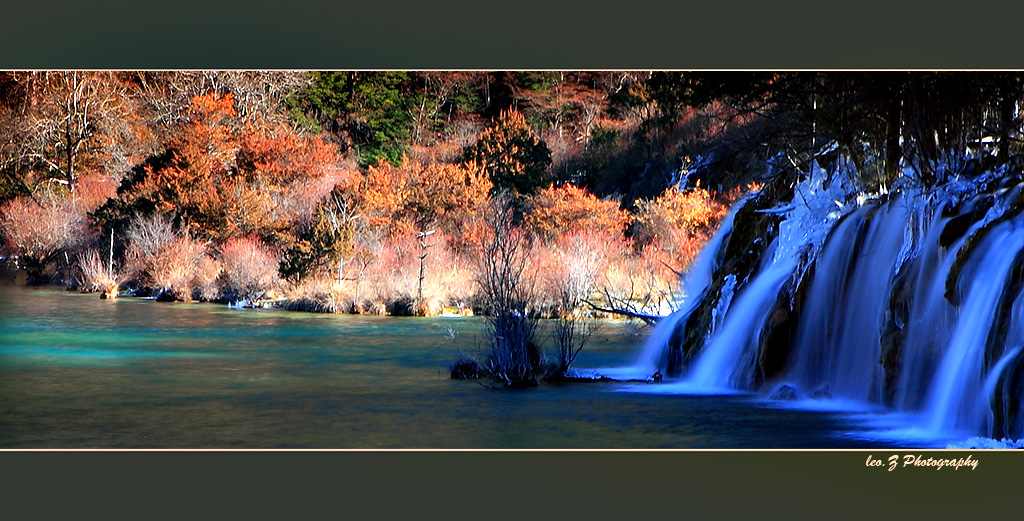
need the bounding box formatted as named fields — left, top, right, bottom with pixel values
left=23, top=72, right=129, bottom=190
left=474, top=196, right=541, bottom=387
left=135, top=71, right=310, bottom=131
left=551, top=232, right=601, bottom=375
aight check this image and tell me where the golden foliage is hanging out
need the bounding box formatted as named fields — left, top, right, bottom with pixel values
left=341, top=156, right=493, bottom=239
left=632, top=182, right=750, bottom=274
left=525, top=183, right=628, bottom=241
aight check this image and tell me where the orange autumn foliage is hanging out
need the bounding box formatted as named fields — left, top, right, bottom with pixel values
left=227, top=123, right=346, bottom=242
left=236, top=124, right=342, bottom=185
left=129, top=92, right=238, bottom=235
left=525, top=183, right=628, bottom=241
left=633, top=183, right=728, bottom=241
left=117, top=93, right=345, bottom=244
left=342, top=156, right=493, bottom=239
left=632, top=182, right=747, bottom=273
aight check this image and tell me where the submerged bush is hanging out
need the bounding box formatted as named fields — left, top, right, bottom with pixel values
left=474, top=197, right=542, bottom=387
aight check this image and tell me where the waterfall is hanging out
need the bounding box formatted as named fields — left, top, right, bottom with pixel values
left=631, top=199, right=743, bottom=377
left=685, top=256, right=795, bottom=391
left=787, top=199, right=909, bottom=402
left=892, top=206, right=960, bottom=412
left=634, top=165, right=1024, bottom=441
left=924, top=220, right=1024, bottom=434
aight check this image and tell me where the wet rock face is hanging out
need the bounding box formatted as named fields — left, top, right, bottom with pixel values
left=668, top=179, right=791, bottom=378
left=757, top=256, right=814, bottom=388
left=880, top=262, right=917, bottom=407
left=992, top=349, right=1024, bottom=439
left=758, top=308, right=795, bottom=388
left=665, top=321, right=685, bottom=379
left=769, top=384, right=799, bottom=401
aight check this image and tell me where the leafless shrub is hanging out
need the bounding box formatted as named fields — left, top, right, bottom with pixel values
left=76, top=248, right=122, bottom=297
left=125, top=213, right=175, bottom=267
left=474, top=196, right=541, bottom=387
left=0, top=191, right=91, bottom=283
left=550, top=230, right=605, bottom=374
left=124, top=214, right=209, bottom=300
left=285, top=275, right=342, bottom=313
left=194, top=254, right=223, bottom=301
left=148, top=235, right=208, bottom=300
left=219, top=236, right=281, bottom=301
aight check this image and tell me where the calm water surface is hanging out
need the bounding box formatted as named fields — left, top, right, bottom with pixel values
left=0, top=285, right=916, bottom=448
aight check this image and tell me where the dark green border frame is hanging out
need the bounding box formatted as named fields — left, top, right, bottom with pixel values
left=5, top=1, right=1024, bottom=69
left=4, top=1, right=1024, bottom=517
left=2, top=451, right=1020, bottom=516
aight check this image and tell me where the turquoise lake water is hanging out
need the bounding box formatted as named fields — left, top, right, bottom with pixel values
left=0, top=284, right=919, bottom=448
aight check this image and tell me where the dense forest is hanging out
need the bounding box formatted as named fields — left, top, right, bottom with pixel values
left=0, top=71, right=749, bottom=316
left=1, top=72, right=1022, bottom=309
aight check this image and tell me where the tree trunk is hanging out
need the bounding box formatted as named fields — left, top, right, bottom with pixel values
left=884, top=94, right=903, bottom=184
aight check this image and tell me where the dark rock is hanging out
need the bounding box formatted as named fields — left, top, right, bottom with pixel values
left=940, top=212, right=976, bottom=249
left=810, top=385, right=832, bottom=400
left=155, top=291, right=178, bottom=302
left=450, top=359, right=483, bottom=380
left=387, top=296, right=416, bottom=316
left=880, top=261, right=917, bottom=406
left=991, top=348, right=1024, bottom=439
left=769, top=384, right=799, bottom=401
left=506, top=377, right=539, bottom=388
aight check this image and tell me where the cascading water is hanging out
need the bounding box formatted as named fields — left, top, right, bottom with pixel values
left=891, top=206, right=962, bottom=412
left=685, top=255, right=795, bottom=391
left=633, top=163, right=1024, bottom=443
left=629, top=199, right=743, bottom=377
left=923, top=220, right=1024, bottom=434
left=787, top=198, right=909, bottom=402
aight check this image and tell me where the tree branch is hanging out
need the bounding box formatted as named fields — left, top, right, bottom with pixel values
left=583, top=299, right=661, bottom=325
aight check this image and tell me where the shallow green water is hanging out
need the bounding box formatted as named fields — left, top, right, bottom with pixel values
left=0, top=285, right=910, bottom=448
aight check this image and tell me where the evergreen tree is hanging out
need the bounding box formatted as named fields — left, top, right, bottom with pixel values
left=464, top=109, right=552, bottom=197
left=286, top=71, right=413, bottom=168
